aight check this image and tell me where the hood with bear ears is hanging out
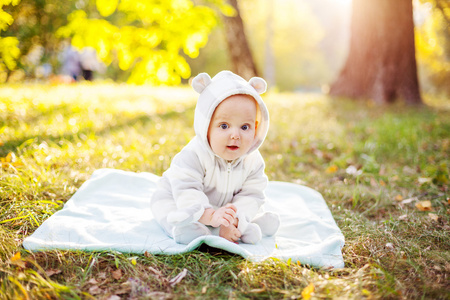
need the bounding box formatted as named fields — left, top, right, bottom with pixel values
left=191, top=70, right=269, bottom=159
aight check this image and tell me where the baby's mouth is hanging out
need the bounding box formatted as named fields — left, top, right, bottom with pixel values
left=227, top=145, right=239, bottom=150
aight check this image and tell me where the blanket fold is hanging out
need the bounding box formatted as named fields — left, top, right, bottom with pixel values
left=23, top=168, right=345, bottom=268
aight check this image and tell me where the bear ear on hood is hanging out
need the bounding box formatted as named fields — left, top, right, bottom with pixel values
left=192, top=73, right=212, bottom=94
left=249, top=77, right=267, bottom=94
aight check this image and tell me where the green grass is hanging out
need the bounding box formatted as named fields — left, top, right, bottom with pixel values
left=1, top=83, right=449, bottom=299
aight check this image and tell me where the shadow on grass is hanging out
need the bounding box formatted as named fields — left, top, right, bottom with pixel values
left=1, top=105, right=195, bottom=156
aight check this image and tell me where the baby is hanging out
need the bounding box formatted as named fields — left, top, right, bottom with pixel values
left=151, top=71, right=280, bottom=244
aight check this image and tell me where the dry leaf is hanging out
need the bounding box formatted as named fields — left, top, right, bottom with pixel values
left=88, top=278, right=99, bottom=285
left=394, top=195, right=403, bottom=202
left=325, top=165, right=338, bottom=174
left=8, top=252, right=26, bottom=268
left=301, top=282, right=315, bottom=300
left=398, top=214, right=408, bottom=220
left=428, top=213, right=439, bottom=222
left=415, top=200, right=433, bottom=211
left=89, top=285, right=102, bottom=295
left=115, top=282, right=131, bottom=295
left=169, top=268, right=188, bottom=287
left=112, top=269, right=122, bottom=280
left=45, top=269, right=62, bottom=277
left=249, top=288, right=266, bottom=293
left=418, top=177, right=432, bottom=185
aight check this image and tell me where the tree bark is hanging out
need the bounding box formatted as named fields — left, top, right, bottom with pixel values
left=329, top=0, right=422, bottom=104
left=222, top=0, right=258, bottom=80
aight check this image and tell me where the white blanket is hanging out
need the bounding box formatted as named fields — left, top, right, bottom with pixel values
left=23, top=169, right=345, bottom=269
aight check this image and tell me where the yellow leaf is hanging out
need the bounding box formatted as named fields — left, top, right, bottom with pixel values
left=6, top=152, right=16, bottom=163
left=301, top=282, right=315, bottom=300
left=394, top=195, right=403, bottom=201
left=415, top=200, right=433, bottom=211
left=325, top=165, right=338, bottom=174
left=8, top=252, right=26, bottom=268
left=96, top=0, right=118, bottom=17
left=428, top=213, right=439, bottom=222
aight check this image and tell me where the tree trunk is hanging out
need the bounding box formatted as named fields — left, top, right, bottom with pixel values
left=329, top=0, right=422, bottom=104
left=222, top=0, right=258, bottom=80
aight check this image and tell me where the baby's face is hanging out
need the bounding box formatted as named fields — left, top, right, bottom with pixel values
left=207, top=94, right=257, bottom=161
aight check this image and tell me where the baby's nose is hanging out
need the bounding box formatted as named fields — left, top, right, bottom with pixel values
left=230, top=128, right=240, bottom=140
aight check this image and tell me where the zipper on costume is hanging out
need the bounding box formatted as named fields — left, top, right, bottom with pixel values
left=222, top=161, right=232, bottom=207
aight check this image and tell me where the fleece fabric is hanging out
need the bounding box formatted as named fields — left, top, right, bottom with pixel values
left=23, top=168, right=346, bottom=269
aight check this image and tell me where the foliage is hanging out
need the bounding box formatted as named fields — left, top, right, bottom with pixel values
left=56, top=0, right=225, bottom=85
left=415, top=0, right=450, bottom=95
left=0, top=0, right=20, bottom=82
left=1, top=83, right=449, bottom=299
left=1, top=0, right=230, bottom=84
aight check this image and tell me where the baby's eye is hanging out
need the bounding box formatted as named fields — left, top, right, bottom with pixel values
left=241, top=124, right=250, bottom=130
left=220, top=124, right=229, bottom=129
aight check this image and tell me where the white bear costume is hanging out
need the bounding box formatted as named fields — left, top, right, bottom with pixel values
left=151, top=71, right=280, bottom=244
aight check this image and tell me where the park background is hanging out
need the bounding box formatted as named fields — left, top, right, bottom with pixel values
left=1, top=0, right=449, bottom=299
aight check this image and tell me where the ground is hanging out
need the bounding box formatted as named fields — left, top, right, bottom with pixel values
left=0, top=83, right=449, bottom=299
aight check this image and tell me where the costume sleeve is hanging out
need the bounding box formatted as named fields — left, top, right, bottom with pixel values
left=164, top=146, right=212, bottom=224
left=232, top=152, right=268, bottom=232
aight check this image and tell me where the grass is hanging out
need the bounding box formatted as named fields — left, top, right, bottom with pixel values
left=1, top=82, right=449, bottom=299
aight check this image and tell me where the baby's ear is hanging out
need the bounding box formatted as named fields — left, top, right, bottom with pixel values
left=249, top=77, right=267, bottom=94
left=192, top=73, right=212, bottom=94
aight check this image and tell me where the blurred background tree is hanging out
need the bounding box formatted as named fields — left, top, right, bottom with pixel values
left=0, top=0, right=21, bottom=82
left=415, top=0, right=450, bottom=96
left=329, top=0, right=422, bottom=104
left=221, top=0, right=258, bottom=80
left=0, top=0, right=449, bottom=100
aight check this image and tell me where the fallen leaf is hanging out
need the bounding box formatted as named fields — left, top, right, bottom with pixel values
left=106, top=296, right=121, bottom=300
left=115, top=282, right=131, bottom=295
left=325, top=165, right=338, bottom=174
left=45, top=269, right=62, bottom=277
left=346, top=165, right=362, bottom=176
left=394, top=195, right=403, bottom=202
left=249, top=288, right=266, bottom=293
left=401, top=197, right=417, bottom=204
left=379, top=180, right=386, bottom=186
left=415, top=200, right=433, bottom=211
left=5, top=152, right=16, bottom=163
left=112, top=269, right=122, bottom=280
left=418, top=177, right=432, bottom=185
left=8, top=252, right=26, bottom=268
left=428, top=213, right=439, bottom=222
left=301, top=282, right=315, bottom=300
left=89, top=285, right=102, bottom=295
left=169, top=268, right=188, bottom=287
left=88, top=278, right=99, bottom=285
left=398, top=214, right=408, bottom=220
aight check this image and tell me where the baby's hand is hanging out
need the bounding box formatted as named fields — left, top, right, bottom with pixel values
left=210, top=203, right=237, bottom=227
